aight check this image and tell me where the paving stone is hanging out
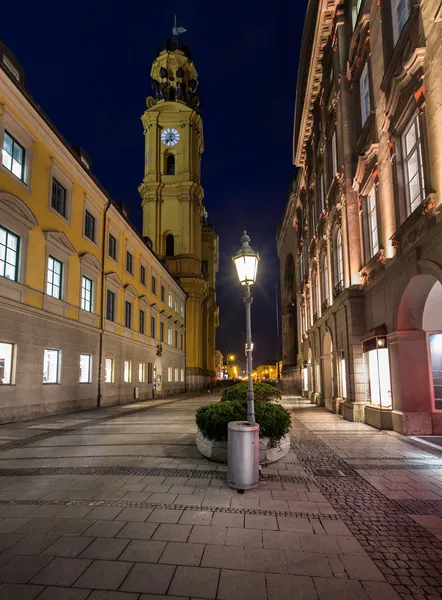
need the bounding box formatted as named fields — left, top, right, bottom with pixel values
left=266, top=573, right=318, bottom=600
left=159, top=541, right=204, bottom=566
left=0, top=518, right=33, bottom=533
left=87, top=506, right=125, bottom=520
left=337, top=536, right=367, bottom=556
left=88, top=592, right=140, bottom=600
left=83, top=520, right=127, bottom=538
left=210, top=512, right=244, bottom=528
left=277, top=517, right=314, bottom=533
left=1, top=505, right=37, bottom=518
left=148, top=508, right=182, bottom=524
left=152, top=523, right=191, bottom=542
left=168, top=565, right=219, bottom=599
left=55, top=506, right=94, bottom=519
left=74, top=559, right=134, bottom=590
left=178, top=510, right=213, bottom=526
left=201, top=544, right=244, bottom=570
left=0, top=583, right=44, bottom=600
left=320, top=519, right=351, bottom=536
left=118, top=539, right=167, bottom=563
left=244, top=547, right=287, bottom=574
left=225, top=527, right=262, bottom=548
left=31, top=557, right=92, bottom=586
left=117, top=507, right=153, bottom=522
left=339, top=555, right=385, bottom=581
left=47, top=519, right=94, bottom=536
left=362, top=581, right=402, bottom=599
left=284, top=550, right=334, bottom=577
left=80, top=537, right=130, bottom=560
left=313, top=577, right=370, bottom=599
left=6, top=534, right=59, bottom=556
left=299, top=533, right=342, bottom=554
left=263, top=529, right=302, bottom=550
left=139, top=596, right=186, bottom=600
left=188, top=525, right=226, bottom=545
left=117, top=522, right=159, bottom=540
left=41, top=536, right=94, bottom=558
left=217, top=569, right=266, bottom=600
left=120, top=562, right=175, bottom=594
left=34, top=587, right=91, bottom=600
left=26, top=505, right=65, bottom=519
left=0, top=555, right=51, bottom=583
left=0, top=533, right=25, bottom=552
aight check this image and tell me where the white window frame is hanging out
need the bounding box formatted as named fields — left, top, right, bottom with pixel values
left=175, top=298, right=178, bottom=313
left=123, top=360, right=132, bottom=383
left=367, top=188, right=379, bottom=258
left=105, top=357, right=114, bottom=383
left=43, top=348, right=61, bottom=384
left=168, top=291, right=173, bottom=308
left=360, top=62, right=371, bottom=126
left=168, top=366, right=173, bottom=382
left=139, top=362, right=146, bottom=383
left=0, top=108, right=35, bottom=191
left=81, top=275, right=93, bottom=312
left=79, top=354, right=92, bottom=384
left=79, top=253, right=101, bottom=320
left=180, top=303, right=185, bottom=318
left=48, top=159, right=73, bottom=223
left=180, top=368, right=185, bottom=382
left=168, top=325, right=173, bottom=345
left=402, top=114, right=425, bottom=217
left=0, top=224, right=20, bottom=282
left=174, top=367, right=179, bottom=382
left=392, top=0, right=412, bottom=44
left=83, top=196, right=100, bottom=247
left=46, top=255, right=63, bottom=300
left=0, top=341, right=16, bottom=384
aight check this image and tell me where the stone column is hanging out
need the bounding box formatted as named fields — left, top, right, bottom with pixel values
left=387, top=330, right=433, bottom=435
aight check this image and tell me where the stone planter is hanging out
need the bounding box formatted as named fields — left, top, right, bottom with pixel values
left=196, top=429, right=290, bottom=464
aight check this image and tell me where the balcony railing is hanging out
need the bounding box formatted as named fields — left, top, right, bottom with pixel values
left=321, top=299, right=329, bottom=313
left=333, top=281, right=343, bottom=299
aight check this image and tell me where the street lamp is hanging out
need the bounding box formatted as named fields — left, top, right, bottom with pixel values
left=232, top=231, right=260, bottom=424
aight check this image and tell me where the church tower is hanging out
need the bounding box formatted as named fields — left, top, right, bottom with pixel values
left=139, top=28, right=219, bottom=390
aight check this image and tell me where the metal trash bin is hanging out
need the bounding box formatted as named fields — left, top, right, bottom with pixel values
left=227, top=421, right=259, bottom=490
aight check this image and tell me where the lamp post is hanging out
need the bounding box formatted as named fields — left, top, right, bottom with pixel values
left=232, top=231, right=260, bottom=424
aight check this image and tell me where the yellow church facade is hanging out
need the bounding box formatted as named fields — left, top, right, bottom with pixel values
left=139, top=35, right=219, bottom=390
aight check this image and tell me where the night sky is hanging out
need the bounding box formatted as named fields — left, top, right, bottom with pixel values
left=2, top=0, right=307, bottom=369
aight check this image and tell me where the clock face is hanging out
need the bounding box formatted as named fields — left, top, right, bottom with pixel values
left=161, top=128, right=180, bottom=147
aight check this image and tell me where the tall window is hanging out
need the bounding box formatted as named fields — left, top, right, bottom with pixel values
left=148, top=362, right=153, bottom=384
left=168, top=291, right=173, bottom=308
left=51, top=179, right=67, bottom=217
left=160, top=321, right=164, bottom=342
left=84, top=211, right=96, bottom=242
left=168, top=366, right=173, bottom=382
left=140, top=265, right=146, bottom=285
left=367, top=189, right=379, bottom=258
left=166, top=234, right=174, bottom=256
left=152, top=276, right=157, bottom=294
left=321, top=253, right=329, bottom=306
left=175, top=367, right=179, bottom=382
left=47, top=256, right=63, bottom=299
left=168, top=325, right=173, bottom=345
left=105, top=358, right=114, bottom=383
left=81, top=276, right=93, bottom=312
left=175, top=298, right=178, bottom=313
left=43, top=349, right=60, bottom=383
left=180, top=303, right=185, bottom=318
left=299, top=252, right=304, bottom=282
left=0, top=342, right=14, bottom=384
left=126, top=251, right=133, bottom=274
left=125, top=301, right=132, bottom=328
left=181, top=333, right=184, bottom=350
left=139, top=362, right=146, bottom=383
left=331, top=130, right=338, bottom=177
left=79, top=354, right=92, bottom=383
left=175, top=331, right=178, bottom=347
left=166, top=154, right=175, bottom=175
left=139, top=309, right=145, bottom=335
left=106, top=290, right=115, bottom=321
left=2, top=131, right=25, bottom=181
left=0, top=226, right=19, bottom=281
left=312, top=269, right=319, bottom=317
left=319, top=174, right=325, bottom=212
left=360, top=63, right=371, bottom=126
left=108, top=234, right=117, bottom=260
left=392, top=0, right=411, bottom=43
left=352, top=0, right=363, bottom=28
left=335, top=229, right=344, bottom=287
left=402, top=114, right=425, bottom=216
left=180, top=368, right=185, bottom=382
left=123, top=360, right=132, bottom=383
left=161, top=285, right=165, bottom=302
left=151, top=316, right=156, bottom=338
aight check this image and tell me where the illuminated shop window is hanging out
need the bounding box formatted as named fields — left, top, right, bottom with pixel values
left=302, top=367, right=308, bottom=391
left=429, top=334, right=442, bottom=410
left=363, top=337, right=391, bottom=409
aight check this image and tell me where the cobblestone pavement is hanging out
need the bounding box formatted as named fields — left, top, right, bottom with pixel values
left=0, top=394, right=440, bottom=598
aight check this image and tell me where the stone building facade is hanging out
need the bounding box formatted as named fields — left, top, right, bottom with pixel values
left=278, top=0, right=442, bottom=434
left=0, top=42, right=186, bottom=422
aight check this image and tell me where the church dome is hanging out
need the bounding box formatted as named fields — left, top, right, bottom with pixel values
left=157, top=37, right=192, bottom=60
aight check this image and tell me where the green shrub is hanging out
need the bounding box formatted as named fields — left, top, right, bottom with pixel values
left=196, top=399, right=291, bottom=446
left=220, top=382, right=281, bottom=404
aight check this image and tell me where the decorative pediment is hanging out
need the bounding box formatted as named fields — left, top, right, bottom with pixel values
left=124, top=284, right=137, bottom=299
left=353, top=143, right=379, bottom=193
left=105, top=272, right=123, bottom=288
left=79, top=253, right=101, bottom=274
left=150, top=303, right=159, bottom=314
left=139, top=295, right=150, bottom=308
left=44, top=231, right=76, bottom=256
left=0, top=192, right=38, bottom=230
left=348, top=14, right=370, bottom=79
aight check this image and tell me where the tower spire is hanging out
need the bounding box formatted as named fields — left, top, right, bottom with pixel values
left=172, top=16, right=187, bottom=37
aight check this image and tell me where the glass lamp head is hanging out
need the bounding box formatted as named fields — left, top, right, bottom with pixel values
left=232, top=231, right=259, bottom=286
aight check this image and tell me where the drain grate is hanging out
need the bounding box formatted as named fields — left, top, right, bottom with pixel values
left=311, top=468, right=347, bottom=477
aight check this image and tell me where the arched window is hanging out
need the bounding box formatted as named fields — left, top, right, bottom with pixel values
left=165, top=234, right=174, bottom=256
left=334, top=229, right=344, bottom=289
left=166, top=154, right=175, bottom=175
left=321, top=252, right=329, bottom=306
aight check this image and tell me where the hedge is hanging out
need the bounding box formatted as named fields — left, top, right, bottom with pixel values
left=220, top=382, right=281, bottom=404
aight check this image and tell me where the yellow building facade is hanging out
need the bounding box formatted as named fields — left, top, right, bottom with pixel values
left=139, top=35, right=219, bottom=391
left=0, top=42, right=186, bottom=422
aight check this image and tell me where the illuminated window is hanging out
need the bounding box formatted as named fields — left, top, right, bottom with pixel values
left=180, top=303, right=184, bottom=318
left=392, top=0, right=411, bottom=43
left=2, top=131, right=25, bottom=181
left=0, top=225, right=19, bottom=281
left=175, top=298, right=178, bottom=313
left=47, top=256, right=63, bottom=299
left=430, top=334, right=442, bottom=410
left=139, top=362, right=146, bottom=383
left=79, top=354, right=92, bottom=383
left=334, top=229, right=344, bottom=288
left=321, top=253, right=329, bottom=305
left=299, top=252, right=304, bottom=282
left=0, top=342, right=14, bottom=384
left=340, top=352, right=347, bottom=398
left=180, top=368, right=185, bottom=382
left=81, top=276, right=93, bottom=312
left=367, top=189, right=379, bottom=258
left=123, top=360, right=132, bottom=383
left=402, top=114, right=425, bottom=216
left=168, top=366, right=173, bottom=382
left=43, top=349, right=60, bottom=384
left=105, top=358, right=114, bottom=383
left=175, top=367, right=179, bottom=382
left=168, top=325, right=173, bottom=345
left=363, top=338, right=391, bottom=408
left=302, top=368, right=308, bottom=391
left=168, top=291, right=173, bottom=308
left=352, top=0, right=363, bottom=28
left=360, top=63, right=371, bottom=125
